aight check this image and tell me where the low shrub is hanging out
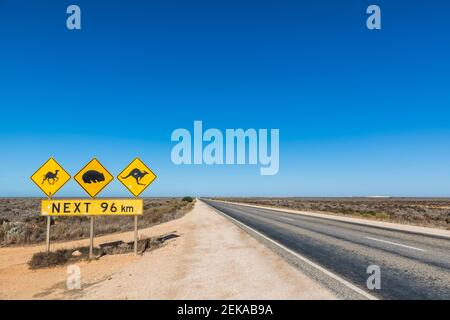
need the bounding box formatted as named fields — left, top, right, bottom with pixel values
left=28, top=234, right=172, bottom=269
left=28, top=250, right=73, bottom=269
left=182, top=196, right=194, bottom=202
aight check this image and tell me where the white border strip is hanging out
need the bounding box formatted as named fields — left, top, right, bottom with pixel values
left=209, top=203, right=378, bottom=300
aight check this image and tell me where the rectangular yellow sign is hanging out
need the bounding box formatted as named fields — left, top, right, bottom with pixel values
left=41, top=199, right=143, bottom=216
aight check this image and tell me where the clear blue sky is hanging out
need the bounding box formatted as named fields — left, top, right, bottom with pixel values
left=1, top=0, right=449, bottom=197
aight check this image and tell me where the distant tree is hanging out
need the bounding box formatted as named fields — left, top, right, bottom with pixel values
left=182, top=196, right=194, bottom=202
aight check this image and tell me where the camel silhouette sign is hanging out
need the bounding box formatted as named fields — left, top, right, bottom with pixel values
left=74, top=158, right=114, bottom=198
left=117, top=158, right=157, bottom=197
left=30, top=158, right=71, bottom=198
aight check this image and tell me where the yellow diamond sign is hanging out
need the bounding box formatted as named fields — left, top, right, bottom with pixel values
left=74, top=158, right=113, bottom=198
left=30, top=158, right=71, bottom=198
left=118, top=158, right=157, bottom=197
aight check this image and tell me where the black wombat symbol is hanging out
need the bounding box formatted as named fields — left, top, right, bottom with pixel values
left=82, top=170, right=105, bottom=184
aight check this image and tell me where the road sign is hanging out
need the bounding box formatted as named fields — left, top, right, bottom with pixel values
left=41, top=199, right=143, bottom=216
left=30, top=158, right=71, bottom=198
left=74, top=158, right=113, bottom=198
left=117, top=158, right=157, bottom=197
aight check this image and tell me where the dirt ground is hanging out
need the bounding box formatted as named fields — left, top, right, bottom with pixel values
left=0, top=200, right=335, bottom=300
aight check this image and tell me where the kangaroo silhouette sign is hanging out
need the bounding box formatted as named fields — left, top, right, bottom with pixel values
left=118, top=158, right=157, bottom=197
left=30, top=158, right=71, bottom=198
left=74, top=158, right=113, bottom=198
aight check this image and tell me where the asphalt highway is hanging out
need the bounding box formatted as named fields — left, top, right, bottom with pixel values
left=203, top=199, right=450, bottom=300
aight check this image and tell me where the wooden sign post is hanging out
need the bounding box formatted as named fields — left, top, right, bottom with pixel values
left=74, top=158, right=114, bottom=259
left=30, top=158, right=71, bottom=254
left=117, top=158, right=157, bottom=256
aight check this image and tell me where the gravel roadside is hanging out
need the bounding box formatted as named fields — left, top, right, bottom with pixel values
left=81, top=200, right=336, bottom=299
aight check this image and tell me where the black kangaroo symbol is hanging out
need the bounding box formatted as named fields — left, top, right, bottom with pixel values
left=121, top=168, right=148, bottom=185
left=42, top=170, right=59, bottom=185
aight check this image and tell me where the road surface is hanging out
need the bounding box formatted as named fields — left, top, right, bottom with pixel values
left=203, top=199, right=450, bottom=300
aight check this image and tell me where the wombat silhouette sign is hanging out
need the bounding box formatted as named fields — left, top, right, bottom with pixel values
left=118, top=158, right=157, bottom=197
left=74, top=158, right=113, bottom=198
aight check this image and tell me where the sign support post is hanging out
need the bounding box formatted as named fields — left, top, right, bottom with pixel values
left=74, top=158, right=114, bottom=260
left=31, top=158, right=71, bottom=254
left=134, top=215, right=138, bottom=255
left=46, top=193, right=53, bottom=253
left=46, top=193, right=52, bottom=253
left=46, top=215, right=51, bottom=253
left=117, top=158, right=157, bottom=256
left=89, top=216, right=95, bottom=259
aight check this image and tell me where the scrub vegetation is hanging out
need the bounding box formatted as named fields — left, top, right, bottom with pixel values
left=0, top=198, right=194, bottom=246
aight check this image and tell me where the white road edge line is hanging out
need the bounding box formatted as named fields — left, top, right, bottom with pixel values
left=207, top=203, right=378, bottom=300
left=364, top=236, right=427, bottom=252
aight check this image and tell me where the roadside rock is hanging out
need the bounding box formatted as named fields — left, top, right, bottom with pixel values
left=72, top=250, right=82, bottom=257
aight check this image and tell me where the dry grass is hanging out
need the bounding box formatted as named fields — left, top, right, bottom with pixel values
left=0, top=198, right=194, bottom=246
left=28, top=247, right=97, bottom=269
left=214, top=197, right=450, bottom=230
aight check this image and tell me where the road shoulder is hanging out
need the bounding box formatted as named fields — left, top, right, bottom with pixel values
left=81, top=200, right=336, bottom=299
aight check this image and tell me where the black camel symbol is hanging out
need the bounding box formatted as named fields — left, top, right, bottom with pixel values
left=42, top=170, right=59, bottom=185
left=121, top=168, right=149, bottom=185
